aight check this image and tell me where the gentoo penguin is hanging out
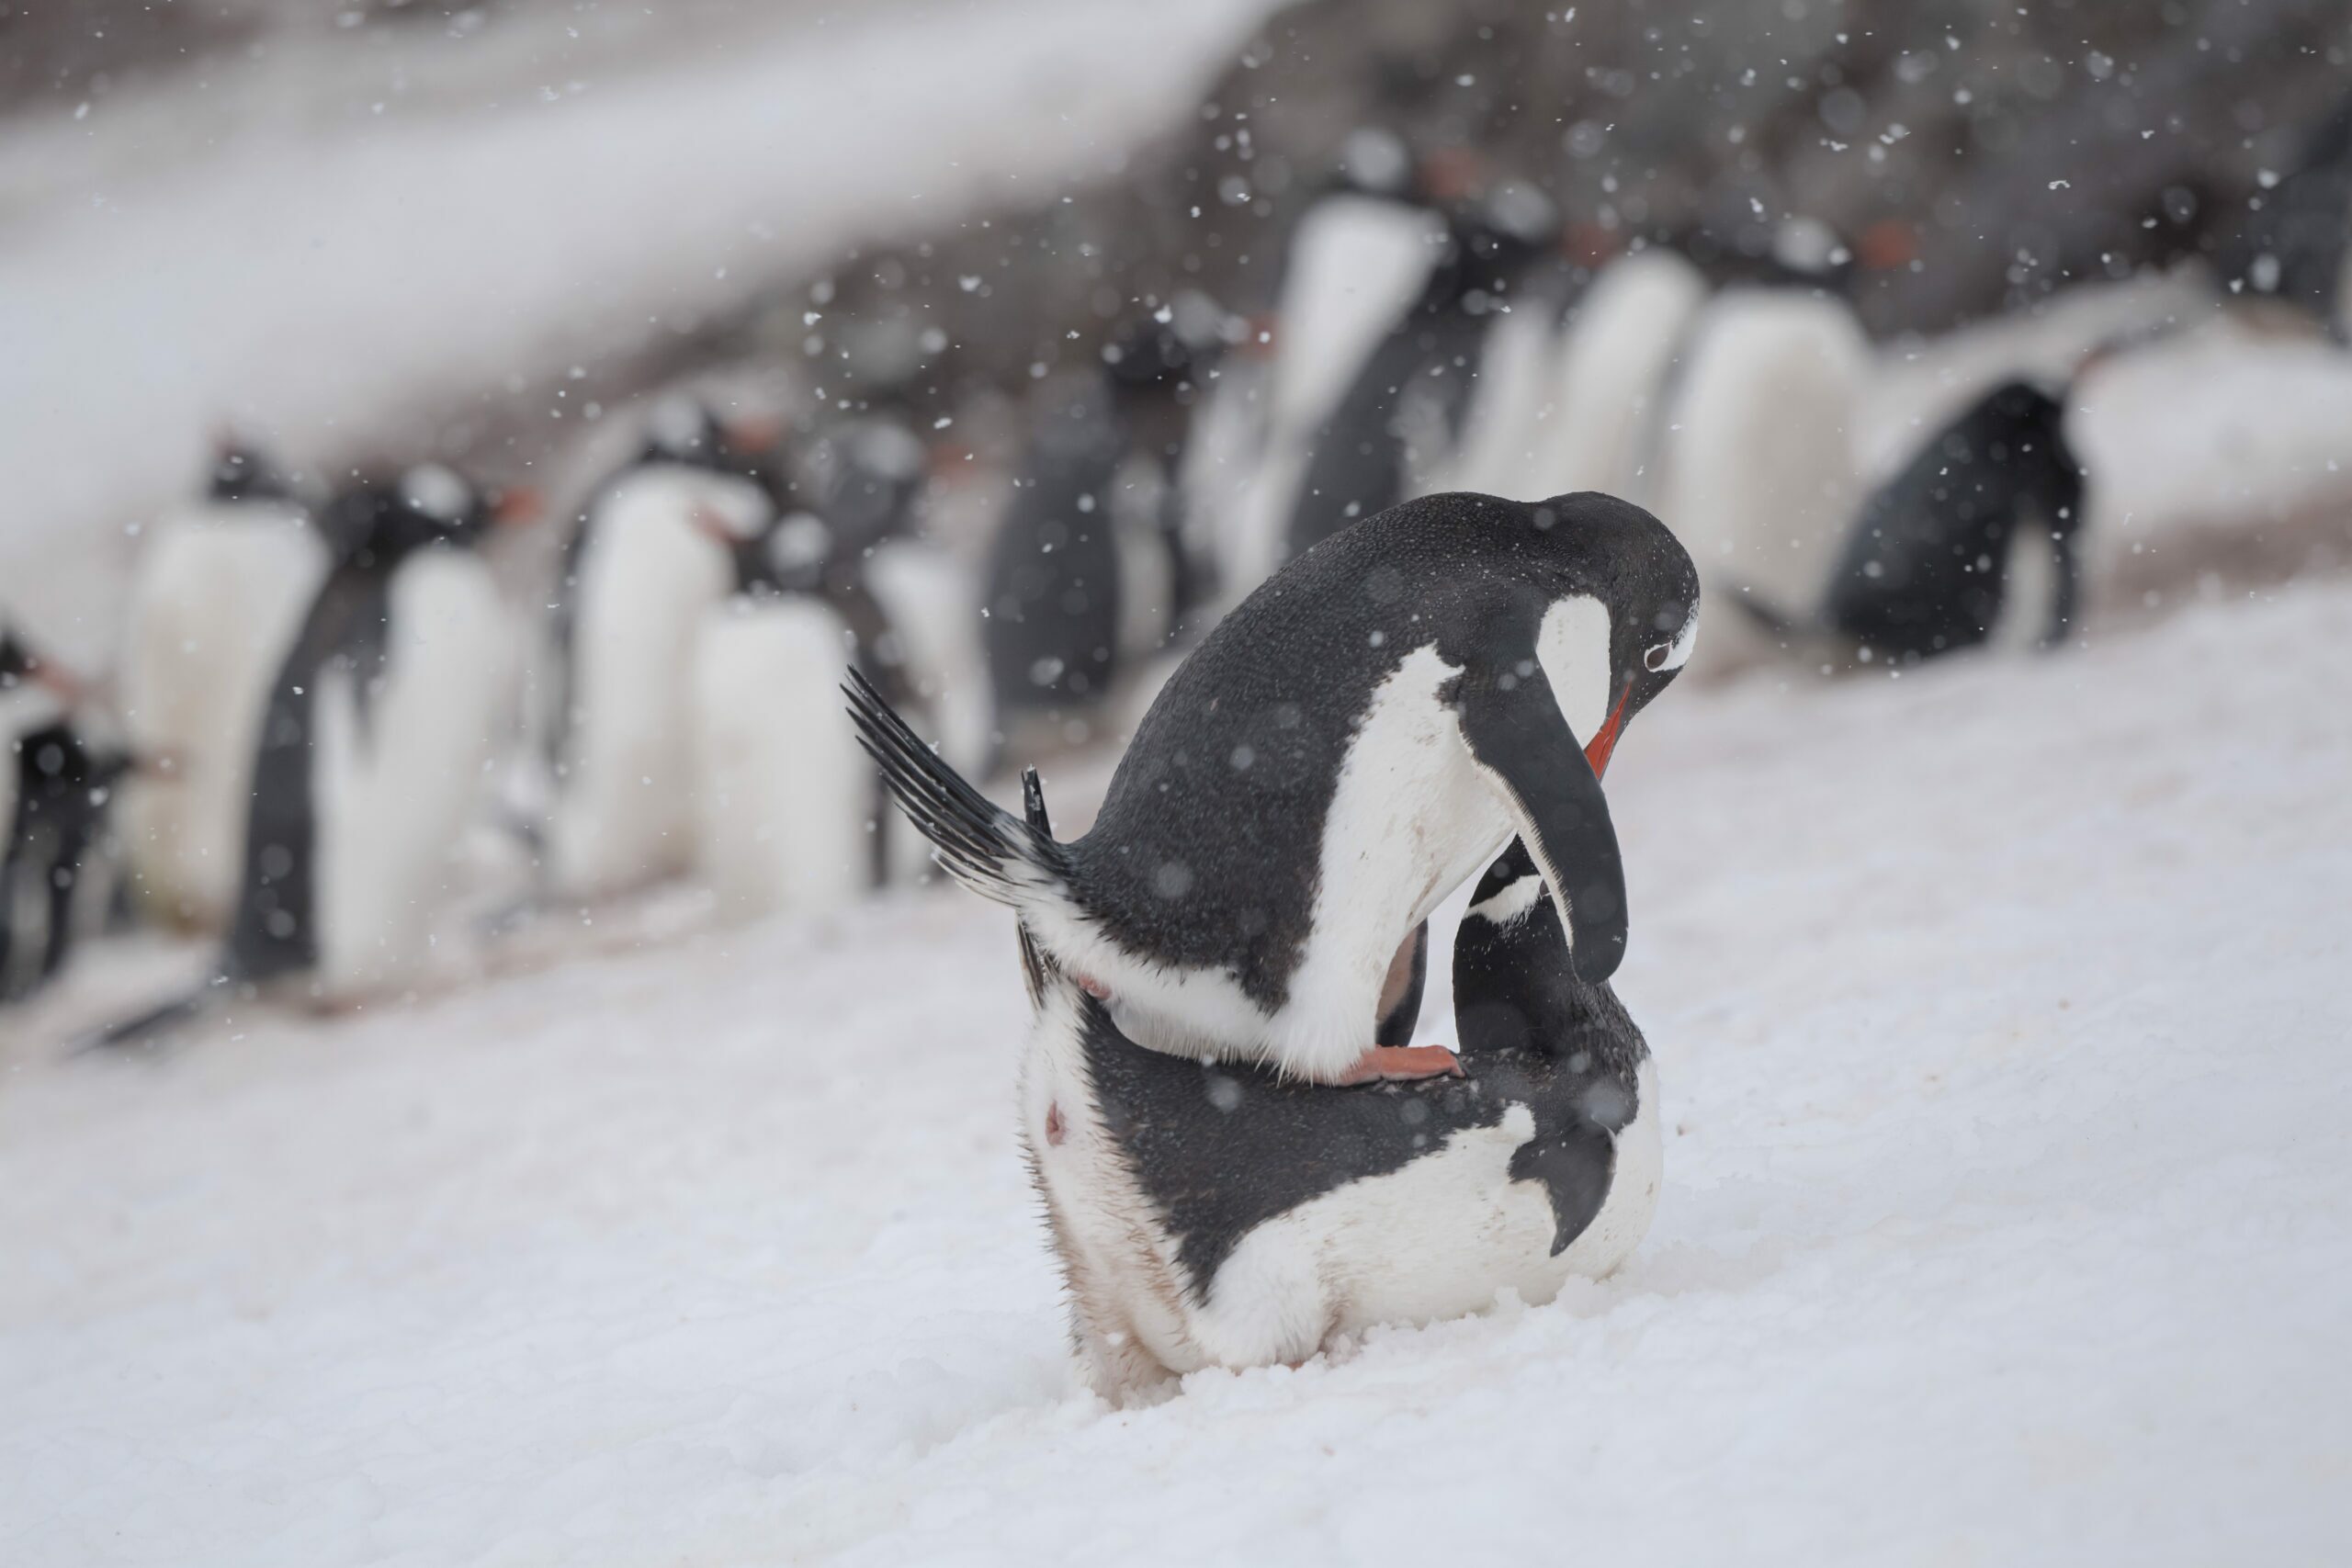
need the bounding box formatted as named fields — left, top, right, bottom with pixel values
left=1022, top=812, right=1661, bottom=1404
left=1656, top=282, right=1875, bottom=673
left=1216, top=130, right=1451, bottom=596
left=97, top=465, right=523, bottom=1041
left=1280, top=186, right=1563, bottom=567
left=548, top=396, right=779, bottom=899
left=0, top=615, right=87, bottom=705
left=979, top=312, right=1218, bottom=738
left=116, top=439, right=326, bottom=931
left=689, top=511, right=923, bottom=919
left=1744, top=378, right=2089, bottom=662
left=1511, top=247, right=1710, bottom=505
left=855, top=490, right=1700, bottom=1087
left=2, top=717, right=130, bottom=1006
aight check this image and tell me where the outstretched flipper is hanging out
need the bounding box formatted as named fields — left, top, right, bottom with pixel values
left=1452, top=660, right=1628, bottom=984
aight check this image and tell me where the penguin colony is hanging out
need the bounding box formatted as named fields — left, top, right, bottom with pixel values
left=5, top=142, right=2323, bottom=1026
left=2, top=108, right=2337, bottom=1386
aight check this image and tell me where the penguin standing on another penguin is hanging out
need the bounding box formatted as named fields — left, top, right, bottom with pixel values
left=857, top=489, right=1700, bottom=1089
left=1740, top=376, right=2090, bottom=663
left=547, top=396, right=780, bottom=900
left=97, top=464, right=526, bottom=1043
left=116, top=438, right=325, bottom=931
left=979, top=309, right=1224, bottom=744
left=1022, top=801, right=1661, bottom=1404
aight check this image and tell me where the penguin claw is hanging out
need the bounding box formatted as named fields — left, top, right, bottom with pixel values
left=1335, top=1045, right=1465, bottom=1087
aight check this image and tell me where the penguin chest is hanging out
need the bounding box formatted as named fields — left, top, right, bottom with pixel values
left=310, top=554, right=512, bottom=993
left=1272, top=646, right=1512, bottom=1066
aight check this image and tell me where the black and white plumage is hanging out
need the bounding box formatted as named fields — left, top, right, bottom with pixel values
left=856, top=489, right=1700, bottom=1085
left=547, top=397, right=780, bottom=898
left=1280, top=197, right=1562, bottom=567
left=98, top=466, right=517, bottom=1043
left=117, top=441, right=324, bottom=931
left=1743, top=378, right=2088, bottom=662
left=2, top=717, right=129, bottom=1006
left=980, top=317, right=1216, bottom=729
left=1023, top=822, right=1660, bottom=1404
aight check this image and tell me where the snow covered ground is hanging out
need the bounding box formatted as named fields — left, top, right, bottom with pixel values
left=5, top=576, right=2347, bottom=1566
left=0, top=0, right=1273, bottom=664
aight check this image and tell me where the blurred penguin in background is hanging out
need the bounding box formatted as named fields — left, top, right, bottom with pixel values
left=115, top=437, right=325, bottom=932
left=547, top=394, right=782, bottom=901
left=2, top=716, right=130, bottom=1007
left=98, top=464, right=529, bottom=1043
left=980, top=303, right=1228, bottom=749
left=1737, top=367, right=2095, bottom=666
left=1215, top=128, right=1450, bottom=592
left=690, top=508, right=929, bottom=921
left=1655, top=224, right=1876, bottom=672
left=1278, top=164, right=1564, bottom=566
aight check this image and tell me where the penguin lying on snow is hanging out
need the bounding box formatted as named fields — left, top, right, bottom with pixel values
left=1737, top=377, right=2088, bottom=663
left=96, top=465, right=526, bottom=1043
left=854, top=490, right=1699, bottom=1088
left=1023, top=788, right=1662, bottom=1405
left=117, top=438, right=325, bottom=931
left=2, top=717, right=130, bottom=1007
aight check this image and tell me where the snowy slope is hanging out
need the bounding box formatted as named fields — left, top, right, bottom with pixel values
left=0, top=0, right=1274, bottom=662
left=5, top=580, right=2348, bottom=1566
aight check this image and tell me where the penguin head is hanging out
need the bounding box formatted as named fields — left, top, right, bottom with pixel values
left=206, top=437, right=297, bottom=505
left=320, top=464, right=519, bottom=564
left=640, top=394, right=783, bottom=487
left=1528, top=493, right=1701, bottom=779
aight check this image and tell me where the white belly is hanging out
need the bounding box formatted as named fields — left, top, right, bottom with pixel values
left=549, top=468, right=755, bottom=897
left=689, top=598, right=871, bottom=922
left=311, top=553, right=514, bottom=997
left=117, top=505, right=324, bottom=930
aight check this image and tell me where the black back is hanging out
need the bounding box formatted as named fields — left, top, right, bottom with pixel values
left=1823, top=379, right=2086, bottom=659
left=2, top=720, right=126, bottom=1003
left=1077, top=834, right=1646, bottom=1295
left=981, top=389, right=1150, bottom=720
left=1068, top=491, right=1696, bottom=1010
left=2221, top=94, right=2352, bottom=332
left=227, top=470, right=491, bottom=983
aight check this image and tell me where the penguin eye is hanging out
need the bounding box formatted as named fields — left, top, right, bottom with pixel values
left=1644, top=643, right=1672, bottom=672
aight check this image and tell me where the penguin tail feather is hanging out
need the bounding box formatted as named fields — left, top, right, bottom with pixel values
left=844, top=670, right=1072, bottom=914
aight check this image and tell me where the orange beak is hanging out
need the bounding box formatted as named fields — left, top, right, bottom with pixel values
left=492, top=486, right=544, bottom=528
left=722, top=414, right=785, bottom=456
left=1584, top=675, right=1634, bottom=780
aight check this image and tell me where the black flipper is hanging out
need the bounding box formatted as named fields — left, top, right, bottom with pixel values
left=1373, top=920, right=1429, bottom=1047
left=1453, top=660, right=1628, bottom=984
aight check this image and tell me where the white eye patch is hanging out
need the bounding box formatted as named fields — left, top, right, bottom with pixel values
left=1648, top=608, right=1700, bottom=672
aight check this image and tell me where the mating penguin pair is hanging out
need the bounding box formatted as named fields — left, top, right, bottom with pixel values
left=1023, top=810, right=1662, bottom=1404
left=855, top=489, right=1699, bottom=1089
left=99, top=465, right=521, bottom=1043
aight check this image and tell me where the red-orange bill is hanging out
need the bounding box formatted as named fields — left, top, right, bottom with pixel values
left=1584, top=678, right=1633, bottom=779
